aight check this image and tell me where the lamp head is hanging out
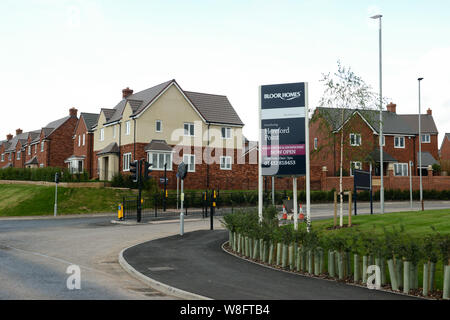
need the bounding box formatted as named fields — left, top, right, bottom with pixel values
left=370, top=14, right=383, bottom=19
left=418, top=77, right=424, bottom=81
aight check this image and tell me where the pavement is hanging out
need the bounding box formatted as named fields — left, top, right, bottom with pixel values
left=121, top=229, right=418, bottom=300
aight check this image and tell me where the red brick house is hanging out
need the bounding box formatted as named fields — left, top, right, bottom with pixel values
left=440, top=133, right=450, bottom=161
left=29, top=108, right=79, bottom=168
left=310, top=102, right=439, bottom=177
left=64, top=112, right=99, bottom=177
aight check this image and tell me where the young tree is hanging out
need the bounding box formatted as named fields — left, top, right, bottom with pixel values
left=316, top=61, right=379, bottom=227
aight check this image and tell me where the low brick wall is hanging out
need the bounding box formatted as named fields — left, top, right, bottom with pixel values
left=0, top=180, right=110, bottom=188
left=321, top=175, right=450, bottom=192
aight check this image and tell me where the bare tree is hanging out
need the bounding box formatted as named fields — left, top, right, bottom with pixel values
left=316, top=61, right=378, bottom=227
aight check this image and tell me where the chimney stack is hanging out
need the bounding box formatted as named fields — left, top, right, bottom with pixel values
left=122, top=87, right=133, bottom=99
left=6, top=134, right=13, bottom=141
left=16, top=128, right=23, bottom=135
left=427, top=108, right=432, bottom=115
left=69, top=107, right=78, bottom=117
left=387, top=102, right=397, bottom=113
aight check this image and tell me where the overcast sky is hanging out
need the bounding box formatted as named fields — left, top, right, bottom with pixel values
left=1, top=0, right=449, bottom=146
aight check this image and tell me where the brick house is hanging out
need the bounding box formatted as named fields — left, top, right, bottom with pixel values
left=64, top=112, right=99, bottom=177
left=440, top=133, right=450, bottom=161
left=0, top=130, right=31, bottom=168
left=310, top=102, right=439, bottom=177
left=92, top=79, right=256, bottom=190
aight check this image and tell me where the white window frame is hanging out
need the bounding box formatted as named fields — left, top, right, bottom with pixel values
left=394, top=136, right=405, bottom=148
left=350, top=133, right=361, bottom=146
left=350, top=161, right=362, bottom=176
left=41, top=141, right=45, bottom=152
left=147, top=152, right=172, bottom=171
left=34, top=144, right=37, bottom=154
left=156, top=120, right=162, bottom=133
left=28, top=146, right=31, bottom=155
left=314, top=138, right=318, bottom=150
left=113, top=126, right=116, bottom=139
left=380, top=135, right=385, bottom=147
left=183, top=154, right=195, bottom=172
left=220, top=156, right=232, bottom=170
left=1, top=154, right=4, bottom=162
left=123, top=152, right=132, bottom=172
left=421, top=134, right=430, bottom=143
left=184, top=123, right=195, bottom=137
left=83, top=133, right=86, bottom=146
left=221, top=127, right=232, bottom=139
left=78, top=135, right=81, bottom=147
left=40, top=164, right=44, bottom=168
left=125, top=121, right=131, bottom=136
left=17, top=151, right=21, bottom=160
left=394, top=163, right=409, bottom=176
left=100, top=128, right=105, bottom=141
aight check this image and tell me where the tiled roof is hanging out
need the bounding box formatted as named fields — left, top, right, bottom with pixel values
left=144, top=140, right=172, bottom=152
left=417, top=152, right=438, bottom=167
left=184, top=91, right=244, bottom=126
left=25, top=156, right=39, bottom=165
left=97, top=142, right=120, bottom=155
left=99, top=79, right=244, bottom=127
left=315, top=107, right=438, bottom=135
left=80, top=113, right=99, bottom=131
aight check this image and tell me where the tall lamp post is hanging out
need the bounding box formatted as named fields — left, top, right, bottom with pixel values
left=418, top=77, right=424, bottom=211
left=371, top=14, right=384, bottom=214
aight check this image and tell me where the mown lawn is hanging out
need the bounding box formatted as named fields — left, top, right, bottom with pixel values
left=0, top=185, right=138, bottom=216
left=310, top=208, right=450, bottom=236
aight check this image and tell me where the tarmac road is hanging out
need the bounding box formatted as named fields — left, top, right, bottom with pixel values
left=0, top=215, right=213, bottom=300
left=123, top=230, right=418, bottom=300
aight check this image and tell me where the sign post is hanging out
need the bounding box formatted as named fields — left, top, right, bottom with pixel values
left=259, top=82, right=309, bottom=231
left=54, top=172, right=59, bottom=217
left=353, top=169, right=372, bottom=216
left=177, top=162, right=188, bottom=236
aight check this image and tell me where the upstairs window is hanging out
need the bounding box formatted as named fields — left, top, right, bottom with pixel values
left=314, top=138, right=318, bottom=150
left=82, top=134, right=85, bottom=146
left=100, top=128, right=104, bottom=141
left=41, top=141, right=45, bottom=152
left=78, top=135, right=81, bottom=147
left=221, top=127, right=231, bottom=139
left=421, top=134, right=430, bottom=143
left=350, top=133, right=361, bottom=146
left=126, top=121, right=131, bottom=135
left=28, top=146, right=31, bottom=155
left=184, top=123, right=195, bottom=136
left=394, top=136, right=405, bottom=148
left=17, top=151, right=21, bottom=160
left=156, top=120, right=162, bottom=133
left=1, top=154, right=4, bottom=162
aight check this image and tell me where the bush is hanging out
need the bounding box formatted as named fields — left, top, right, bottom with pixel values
left=0, top=167, right=90, bottom=182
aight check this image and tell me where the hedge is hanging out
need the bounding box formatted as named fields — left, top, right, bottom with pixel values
left=222, top=209, right=450, bottom=299
left=0, top=167, right=89, bottom=182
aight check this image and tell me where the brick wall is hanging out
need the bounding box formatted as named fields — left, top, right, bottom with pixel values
left=441, top=137, right=450, bottom=161
left=73, top=118, right=95, bottom=177
left=48, top=117, right=78, bottom=168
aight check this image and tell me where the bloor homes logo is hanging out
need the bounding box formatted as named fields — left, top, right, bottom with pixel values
left=263, top=91, right=302, bottom=101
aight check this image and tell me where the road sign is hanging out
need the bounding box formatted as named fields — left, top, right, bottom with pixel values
left=354, top=169, right=371, bottom=190
left=177, top=162, right=188, bottom=180
left=260, top=82, right=308, bottom=176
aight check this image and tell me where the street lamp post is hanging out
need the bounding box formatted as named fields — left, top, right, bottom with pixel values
left=418, top=77, right=424, bottom=211
left=371, top=14, right=384, bottom=214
